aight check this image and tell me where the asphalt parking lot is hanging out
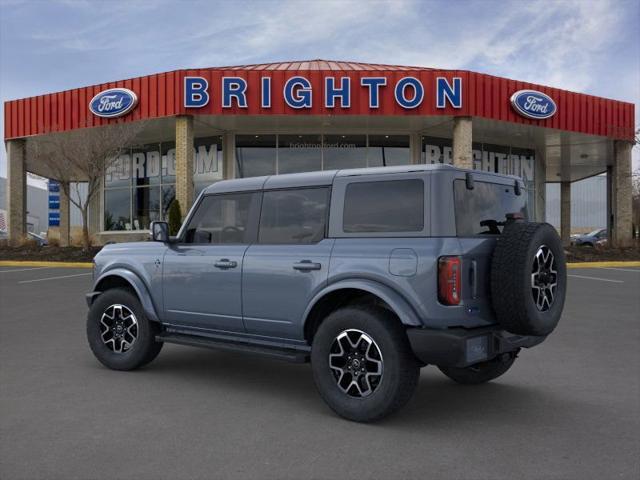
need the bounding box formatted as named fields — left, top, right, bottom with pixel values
left=1, top=265, right=639, bottom=480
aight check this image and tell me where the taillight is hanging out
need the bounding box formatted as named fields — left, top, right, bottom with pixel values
left=438, top=256, right=461, bottom=305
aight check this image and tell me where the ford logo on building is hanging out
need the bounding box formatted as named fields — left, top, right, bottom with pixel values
left=89, top=88, right=138, bottom=118
left=510, top=90, right=556, bottom=120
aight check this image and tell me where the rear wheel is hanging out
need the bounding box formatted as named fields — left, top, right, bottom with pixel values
left=311, top=306, right=420, bottom=422
left=438, top=352, right=517, bottom=385
left=87, top=288, right=163, bottom=371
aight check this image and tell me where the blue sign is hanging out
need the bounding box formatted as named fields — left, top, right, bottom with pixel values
left=89, top=88, right=138, bottom=118
left=48, top=181, right=60, bottom=193
left=49, top=199, right=60, bottom=210
left=48, top=212, right=60, bottom=227
left=510, top=90, right=557, bottom=120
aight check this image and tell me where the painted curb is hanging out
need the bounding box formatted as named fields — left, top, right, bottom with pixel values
left=0, top=260, right=93, bottom=268
left=1, top=260, right=638, bottom=270
left=567, top=261, right=640, bottom=268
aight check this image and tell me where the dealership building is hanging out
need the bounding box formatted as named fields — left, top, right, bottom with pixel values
left=3, top=60, right=636, bottom=246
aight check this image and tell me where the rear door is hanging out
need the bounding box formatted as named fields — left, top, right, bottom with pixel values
left=162, top=192, right=260, bottom=332
left=242, top=187, right=333, bottom=340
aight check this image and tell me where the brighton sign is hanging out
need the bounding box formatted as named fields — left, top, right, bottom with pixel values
left=183, top=76, right=464, bottom=110
left=89, top=88, right=138, bottom=118
left=510, top=89, right=557, bottom=120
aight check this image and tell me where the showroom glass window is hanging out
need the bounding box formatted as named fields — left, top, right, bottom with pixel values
left=368, top=135, right=410, bottom=166
left=103, top=136, right=223, bottom=231
left=236, top=135, right=277, bottom=177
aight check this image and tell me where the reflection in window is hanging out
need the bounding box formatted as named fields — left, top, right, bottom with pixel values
left=133, top=186, right=160, bottom=230
left=104, top=188, right=131, bottom=231
left=368, top=135, right=410, bottom=167
left=323, top=134, right=367, bottom=171
left=343, top=180, right=424, bottom=233
left=259, top=188, right=329, bottom=244
left=236, top=135, right=277, bottom=177
left=454, top=180, right=529, bottom=236
left=184, top=193, right=255, bottom=244
left=278, top=134, right=322, bottom=174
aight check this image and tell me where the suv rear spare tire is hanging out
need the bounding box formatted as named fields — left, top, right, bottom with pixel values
left=491, top=221, right=566, bottom=336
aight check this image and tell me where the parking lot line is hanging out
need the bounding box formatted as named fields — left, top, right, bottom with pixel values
left=18, top=272, right=92, bottom=284
left=568, top=274, right=624, bottom=283
left=599, top=267, right=640, bottom=273
left=0, top=266, right=53, bottom=273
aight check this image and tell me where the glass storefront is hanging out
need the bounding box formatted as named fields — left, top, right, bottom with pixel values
left=104, top=136, right=222, bottom=231
left=422, top=136, right=537, bottom=217
left=234, top=134, right=410, bottom=177
left=103, top=132, right=537, bottom=232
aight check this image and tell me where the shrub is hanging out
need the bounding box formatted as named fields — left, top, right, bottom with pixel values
left=168, top=199, right=182, bottom=236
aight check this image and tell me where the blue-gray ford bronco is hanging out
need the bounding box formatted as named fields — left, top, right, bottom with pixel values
left=86, top=164, right=566, bottom=422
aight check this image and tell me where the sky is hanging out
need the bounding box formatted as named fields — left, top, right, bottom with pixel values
left=1, top=0, right=639, bottom=182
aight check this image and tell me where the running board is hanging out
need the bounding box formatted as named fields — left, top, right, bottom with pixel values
left=156, top=332, right=310, bottom=363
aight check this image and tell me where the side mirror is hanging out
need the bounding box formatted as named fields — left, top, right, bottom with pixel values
left=150, top=221, right=169, bottom=243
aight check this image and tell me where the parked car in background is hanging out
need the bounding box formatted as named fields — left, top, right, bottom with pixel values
left=27, top=231, right=48, bottom=246
left=571, top=229, right=607, bottom=247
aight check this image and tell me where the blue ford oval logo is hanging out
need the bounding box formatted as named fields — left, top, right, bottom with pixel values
left=510, top=89, right=556, bottom=120
left=89, top=88, right=138, bottom=118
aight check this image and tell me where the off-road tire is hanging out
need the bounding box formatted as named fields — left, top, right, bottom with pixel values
left=491, top=221, right=566, bottom=336
left=87, top=288, right=163, bottom=371
left=438, top=353, right=517, bottom=385
left=311, top=306, right=420, bottom=422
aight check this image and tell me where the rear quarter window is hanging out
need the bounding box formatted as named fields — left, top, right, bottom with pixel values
left=343, top=179, right=424, bottom=233
left=454, top=180, right=528, bottom=236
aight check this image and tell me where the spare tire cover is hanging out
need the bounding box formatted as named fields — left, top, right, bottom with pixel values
left=490, top=222, right=566, bottom=336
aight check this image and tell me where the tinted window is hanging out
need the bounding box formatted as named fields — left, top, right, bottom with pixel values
left=343, top=180, right=424, bottom=233
left=454, top=180, right=528, bottom=236
left=259, top=188, right=329, bottom=244
left=184, top=193, right=256, bottom=244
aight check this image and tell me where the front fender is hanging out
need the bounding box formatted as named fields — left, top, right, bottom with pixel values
left=303, top=278, right=423, bottom=330
left=91, top=268, right=160, bottom=322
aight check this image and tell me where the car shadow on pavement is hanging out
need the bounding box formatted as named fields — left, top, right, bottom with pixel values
left=114, top=344, right=585, bottom=428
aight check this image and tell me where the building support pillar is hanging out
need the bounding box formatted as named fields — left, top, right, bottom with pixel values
left=6, top=139, right=27, bottom=245
left=610, top=141, right=633, bottom=247
left=59, top=181, right=70, bottom=247
left=222, top=133, right=236, bottom=180
left=452, top=117, right=473, bottom=169
left=410, top=133, right=422, bottom=165
left=560, top=181, right=571, bottom=247
left=175, top=115, right=194, bottom=219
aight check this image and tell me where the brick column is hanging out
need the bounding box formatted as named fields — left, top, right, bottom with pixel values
left=175, top=115, right=194, bottom=218
left=452, top=117, right=473, bottom=169
left=610, top=141, right=633, bottom=247
left=59, top=181, right=70, bottom=247
left=560, top=181, right=571, bottom=247
left=6, top=139, right=27, bottom=245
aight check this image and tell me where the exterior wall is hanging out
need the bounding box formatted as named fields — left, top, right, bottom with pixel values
left=175, top=115, right=194, bottom=219
left=4, top=66, right=635, bottom=142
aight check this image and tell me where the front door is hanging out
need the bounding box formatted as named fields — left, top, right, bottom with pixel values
left=163, top=191, right=259, bottom=333
left=242, top=187, right=332, bottom=340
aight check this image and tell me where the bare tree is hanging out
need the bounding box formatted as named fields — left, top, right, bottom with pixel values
left=27, top=122, right=143, bottom=250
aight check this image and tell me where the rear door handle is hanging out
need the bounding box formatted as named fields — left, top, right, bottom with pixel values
left=214, top=259, right=237, bottom=269
left=293, top=260, right=321, bottom=271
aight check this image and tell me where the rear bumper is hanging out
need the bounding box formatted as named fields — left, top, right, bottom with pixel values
left=406, top=326, right=546, bottom=368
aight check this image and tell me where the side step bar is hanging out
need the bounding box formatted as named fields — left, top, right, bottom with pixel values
left=156, top=332, right=310, bottom=363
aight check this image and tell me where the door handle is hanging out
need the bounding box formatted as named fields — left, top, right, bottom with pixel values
left=293, top=260, right=321, bottom=271
left=214, top=259, right=238, bottom=269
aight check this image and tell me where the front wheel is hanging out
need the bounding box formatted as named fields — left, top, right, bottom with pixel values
left=438, top=352, right=517, bottom=385
left=87, top=288, right=163, bottom=371
left=311, top=306, right=420, bottom=422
